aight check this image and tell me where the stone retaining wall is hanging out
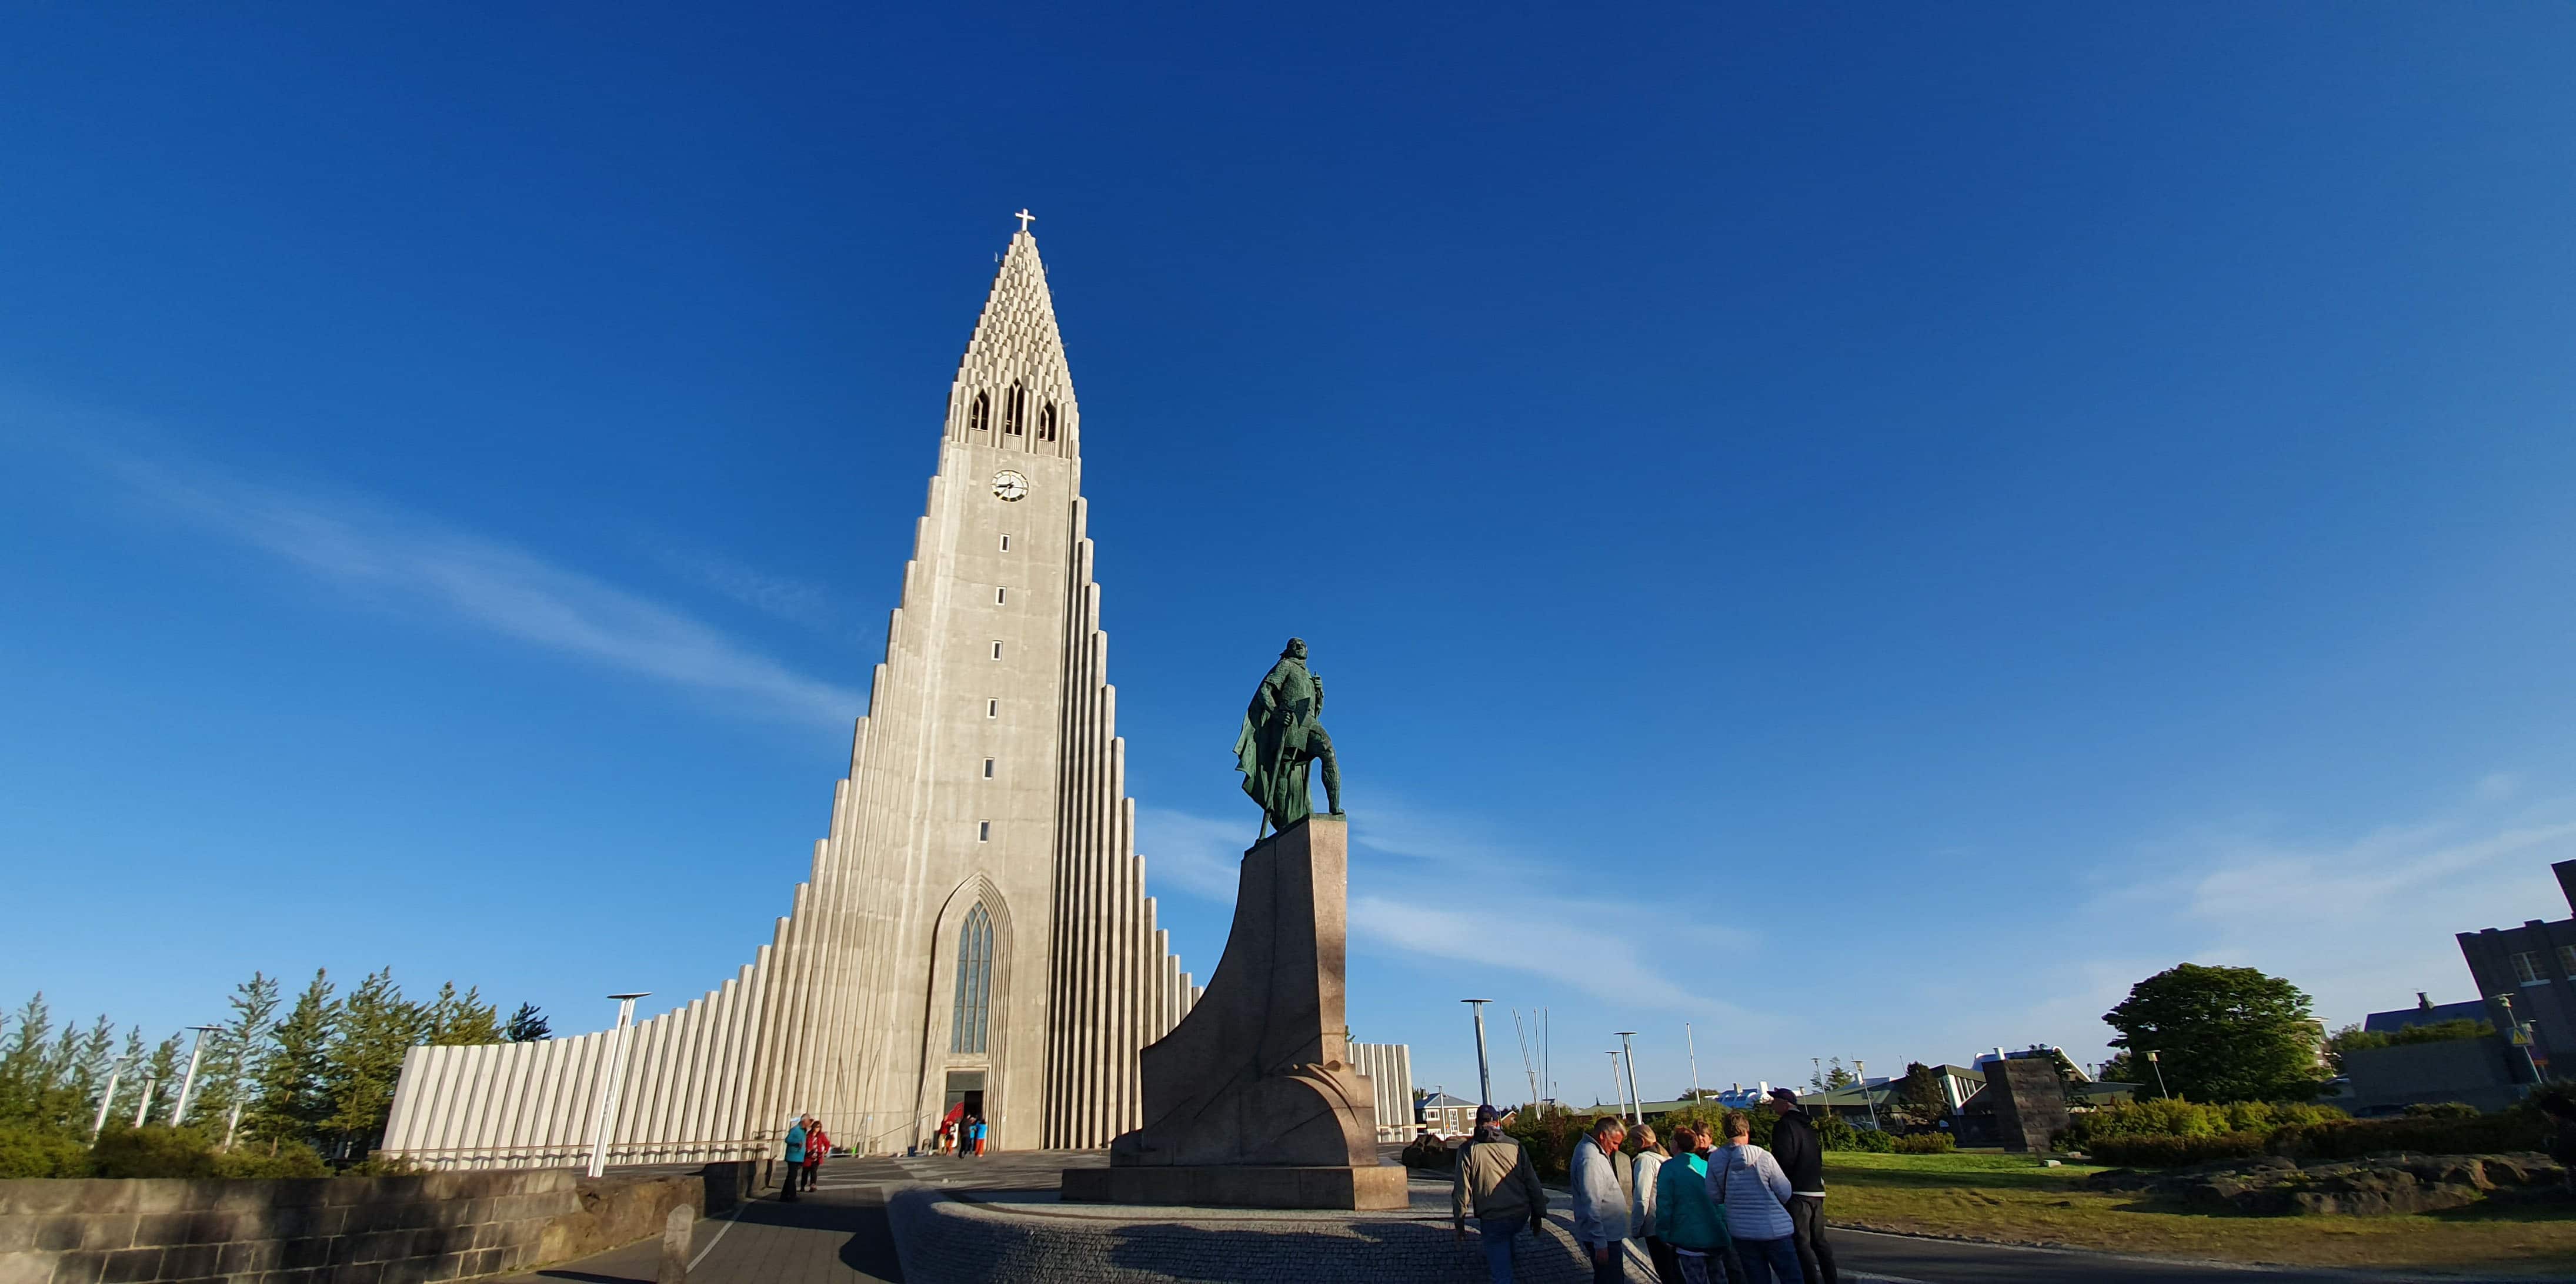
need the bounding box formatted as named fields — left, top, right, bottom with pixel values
left=887, top=1185, right=1640, bottom=1283
left=0, top=1169, right=700, bottom=1284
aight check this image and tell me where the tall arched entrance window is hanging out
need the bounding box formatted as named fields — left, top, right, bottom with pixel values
left=950, top=903, right=994, bottom=1054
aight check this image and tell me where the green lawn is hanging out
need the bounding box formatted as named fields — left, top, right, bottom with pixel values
left=1823, top=1151, right=2576, bottom=1275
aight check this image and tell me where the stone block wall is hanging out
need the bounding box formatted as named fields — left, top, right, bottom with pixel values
left=0, top=1169, right=699, bottom=1284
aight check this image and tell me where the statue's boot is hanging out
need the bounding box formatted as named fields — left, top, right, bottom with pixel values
left=1319, top=747, right=1343, bottom=816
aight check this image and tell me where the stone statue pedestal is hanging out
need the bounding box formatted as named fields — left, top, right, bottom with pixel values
left=1061, top=815, right=1404, bottom=1210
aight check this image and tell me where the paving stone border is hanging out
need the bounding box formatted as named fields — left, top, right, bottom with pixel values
left=0, top=1168, right=702, bottom=1284
left=887, top=1182, right=1650, bottom=1284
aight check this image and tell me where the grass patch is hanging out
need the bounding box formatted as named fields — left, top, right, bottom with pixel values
left=1823, top=1152, right=2576, bottom=1273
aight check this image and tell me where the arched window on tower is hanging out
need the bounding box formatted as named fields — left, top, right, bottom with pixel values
left=1039, top=403, right=1057, bottom=442
left=950, top=902, right=993, bottom=1054
left=1003, top=383, right=1026, bottom=437
left=969, top=391, right=990, bottom=433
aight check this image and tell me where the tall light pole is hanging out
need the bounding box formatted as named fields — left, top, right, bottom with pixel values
left=90, top=1068, right=123, bottom=1142
left=2144, top=1050, right=2170, bottom=1099
left=1616, top=1031, right=1642, bottom=1123
left=132, top=1078, right=156, bottom=1128
left=586, top=993, right=650, bottom=1178
left=1605, top=1053, right=1624, bottom=1118
left=1854, top=1058, right=1878, bottom=1132
left=1686, top=1022, right=1701, bottom=1101
left=2495, top=995, right=2545, bottom=1084
left=1463, top=999, right=1494, bottom=1106
left=170, top=1024, right=223, bottom=1126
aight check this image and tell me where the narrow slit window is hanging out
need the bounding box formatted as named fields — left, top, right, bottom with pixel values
left=996, top=587, right=1007, bottom=604
left=977, top=821, right=991, bottom=842
left=999, top=534, right=1012, bottom=552
left=992, top=641, right=1004, bottom=660
left=986, top=698, right=998, bottom=718
left=1003, top=382, right=1026, bottom=436
left=1039, top=403, right=1057, bottom=442
left=983, top=758, right=995, bottom=778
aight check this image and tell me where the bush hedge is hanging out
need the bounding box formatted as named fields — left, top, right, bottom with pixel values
left=0, top=1124, right=93, bottom=1178
left=2086, top=1130, right=2268, bottom=1167
left=2271, top=1107, right=2550, bottom=1161
left=0, top=1124, right=331, bottom=1179
left=1891, top=1132, right=1956, bottom=1155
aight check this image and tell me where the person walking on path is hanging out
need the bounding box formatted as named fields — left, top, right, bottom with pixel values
left=780, top=1117, right=807, bottom=1202
left=802, top=1118, right=829, bottom=1190
left=1570, top=1115, right=1633, bottom=1284
left=1709, top=1112, right=1800, bottom=1284
left=1630, top=1124, right=1677, bottom=1284
left=971, top=1115, right=989, bottom=1156
left=1451, top=1105, right=1549, bottom=1284
left=1655, top=1124, right=1731, bottom=1284
left=1765, top=1088, right=1838, bottom=1284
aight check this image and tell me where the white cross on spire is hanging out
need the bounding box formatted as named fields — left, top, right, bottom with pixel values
left=1015, top=209, right=1036, bottom=233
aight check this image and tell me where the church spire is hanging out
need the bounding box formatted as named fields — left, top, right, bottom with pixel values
left=949, top=216, right=1077, bottom=456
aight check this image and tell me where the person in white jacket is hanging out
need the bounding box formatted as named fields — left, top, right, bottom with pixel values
left=1707, top=1113, right=1803, bottom=1284
left=1628, top=1124, right=1674, bottom=1284
left=1567, top=1116, right=1631, bottom=1284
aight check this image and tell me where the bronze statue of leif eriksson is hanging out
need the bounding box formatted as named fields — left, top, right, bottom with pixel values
left=1233, top=637, right=1343, bottom=835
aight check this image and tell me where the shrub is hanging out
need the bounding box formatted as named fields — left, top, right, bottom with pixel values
left=2087, top=1130, right=2268, bottom=1166
left=0, top=1124, right=92, bottom=1178
left=2060, top=1098, right=2346, bottom=1152
left=342, top=1152, right=422, bottom=1176
left=2401, top=1101, right=2480, bottom=1121
left=217, top=1142, right=331, bottom=1178
left=1892, top=1132, right=1956, bottom=1155
left=2271, top=1105, right=2550, bottom=1160
left=88, top=1125, right=219, bottom=1179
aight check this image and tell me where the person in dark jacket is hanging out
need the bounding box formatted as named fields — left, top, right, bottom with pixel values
left=1765, top=1088, right=1837, bottom=1284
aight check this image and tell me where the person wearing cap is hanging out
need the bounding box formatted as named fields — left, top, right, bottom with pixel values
left=1569, top=1115, right=1631, bottom=1284
left=1765, top=1087, right=1837, bottom=1284
left=1451, top=1104, right=1546, bottom=1284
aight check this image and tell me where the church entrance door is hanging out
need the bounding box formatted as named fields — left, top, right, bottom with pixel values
left=944, top=1070, right=987, bottom=1151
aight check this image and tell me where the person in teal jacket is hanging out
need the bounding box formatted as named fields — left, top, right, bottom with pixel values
left=1654, top=1123, right=1730, bottom=1284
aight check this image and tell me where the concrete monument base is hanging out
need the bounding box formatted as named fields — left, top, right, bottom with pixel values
left=1062, top=814, right=1400, bottom=1211
left=1057, top=1161, right=1407, bottom=1211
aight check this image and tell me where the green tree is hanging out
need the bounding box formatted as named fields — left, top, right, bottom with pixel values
left=138, top=1033, right=185, bottom=1127
left=2103, top=963, right=2325, bottom=1103
left=424, top=983, right=500, bottom=1046
left=186, top=973, right=281, bottom=1133
left=249, top=969, right=337, bottom=1147
left=1808, top=1057, right=1856, bottom=1092
left=504, top=1004, right=551, bottom=1042
left=320, top=968, right=423, bottom=1159
left=1891, top=1062, right=1951, bottom=1127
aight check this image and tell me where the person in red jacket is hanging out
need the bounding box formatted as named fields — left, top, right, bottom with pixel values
left=802, top=1119, right=830, bottom=1191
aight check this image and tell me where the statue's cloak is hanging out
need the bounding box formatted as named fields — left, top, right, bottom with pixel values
left=1234, top=656, right=1320, bottom=828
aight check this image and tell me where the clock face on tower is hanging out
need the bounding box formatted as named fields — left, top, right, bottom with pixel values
left=990, top=470, right=1030, bottom=502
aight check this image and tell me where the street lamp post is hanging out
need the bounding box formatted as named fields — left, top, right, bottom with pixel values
left=1686, top=1022, right=1701, bottom=1101
left=2144, top=1050, right=2170, bottom=1099
left=171, top=1025, right=223, bottom=1126
left=586, top=993, right=650, bottom=1179
left=1605, top=1053, right=1624, bottom=1119
left=2495, top=995, right=2545, bottom=1084
left=1615, top=1032, right=1642, bottom=1123
left=89, top=1069, right=122, bottom=1142
left=1463, top=999, right=1494, bottom=1106
left=132, top=1079, right=156, bottom=1128
left=1855, top=1058, right=1878, bottom=1132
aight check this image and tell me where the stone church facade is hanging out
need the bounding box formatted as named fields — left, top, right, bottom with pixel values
left=381, top=226, right=1227, bottom=1165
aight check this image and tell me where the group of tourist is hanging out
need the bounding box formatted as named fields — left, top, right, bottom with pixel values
left=1452, top=1088, right=1837, bottom=1284
left=939, top=1112, right=989, bottom=1156
left=778, top=1115, right=831, bottom=1201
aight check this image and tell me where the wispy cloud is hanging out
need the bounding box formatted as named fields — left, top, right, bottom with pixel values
left=651, top=544, right=857, bottom=640
left=2062, top=785, right=2576, bottom=1034
left=106, top=456, right=865, bottom=727
left=1141, top=794, right=1756, bottom=1020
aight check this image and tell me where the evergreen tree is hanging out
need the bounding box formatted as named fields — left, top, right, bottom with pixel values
left=139, top=1032, right=185, bottom=1128
left=425, top=982, right=500, bottom=1046
left=0, top=995, right=61, bottom=1129
left=504, top=1004, right=551, bottom=1043
left=320, top=968, right=422, bottom=1159
left=186, top=973, right=280, bottom=1131
left=1891, top=1062, right=1951, bottom=1127
left=249, top=969, right=336, bottom=1146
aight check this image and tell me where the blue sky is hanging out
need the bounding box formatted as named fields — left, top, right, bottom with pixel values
left=5, top=4, right=2575, bottom=1108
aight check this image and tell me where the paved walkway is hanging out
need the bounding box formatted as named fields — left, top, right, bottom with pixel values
left=492, top=1152, right=2571, bottom=1284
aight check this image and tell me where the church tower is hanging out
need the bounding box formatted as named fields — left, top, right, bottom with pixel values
left=379, top=220, right=1202, bottom=1164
